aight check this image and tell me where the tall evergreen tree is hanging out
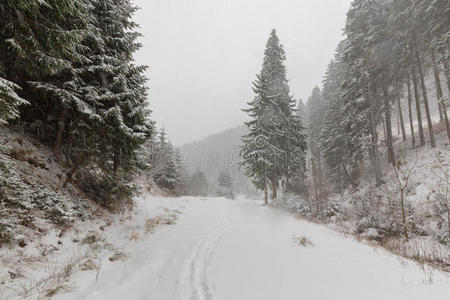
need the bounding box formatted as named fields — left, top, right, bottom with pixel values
left=306, top=87, right=324, bottom=179
left=63, top=0, right=153, bottom=187
left=342, top=0, right=384, bottom=185
left=241, top=29, right=307, bottom=204
left=0, top=0, right=90, bottom=158
left=320, top=41, right=360, bottom=189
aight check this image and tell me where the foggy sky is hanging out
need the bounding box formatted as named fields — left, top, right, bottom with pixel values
left=133, top=0, right=352, bottom=145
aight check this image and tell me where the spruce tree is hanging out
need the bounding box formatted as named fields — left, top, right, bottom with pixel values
left=217, top=170, right=235, bottom=200
left=319, top=41, right=360, bottom=189
left=187, top=169, right=210, bottom=197
left=0, top=0, right=88, bottom=81
left=241, top=29, right=307, bottom=204
left=152, top=128, right=180, bottom=192
left=342, top=0, right=388, bottom=184
left=63, top=0, right=153, bottom=185
left=81, top=0, right=153, bottom=175
left=0, top=0, right=90, bottom=157
left=306, top=87, right=324, bottom=180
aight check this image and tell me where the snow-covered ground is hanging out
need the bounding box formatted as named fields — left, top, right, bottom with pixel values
left=53, top=195, right=450, bottom=300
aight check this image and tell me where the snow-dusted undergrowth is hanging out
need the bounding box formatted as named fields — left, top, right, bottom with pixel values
left=0, top=128, right=180, bottom=299
left=272, top=128, right=450, bottom=271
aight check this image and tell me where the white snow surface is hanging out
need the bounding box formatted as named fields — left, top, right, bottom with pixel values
left=56, top=195, right=450, bottom=300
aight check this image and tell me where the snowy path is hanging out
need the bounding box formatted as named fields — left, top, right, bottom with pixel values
left=57, top=197, right=450, bottom=300
left=177, top=209, right=231, bottom=300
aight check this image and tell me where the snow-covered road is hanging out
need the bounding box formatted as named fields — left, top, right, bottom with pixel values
left=57, top=197, right=450, bottom=300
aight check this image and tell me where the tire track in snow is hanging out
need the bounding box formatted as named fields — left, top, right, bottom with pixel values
left=177, top=210, right=231, bottom=300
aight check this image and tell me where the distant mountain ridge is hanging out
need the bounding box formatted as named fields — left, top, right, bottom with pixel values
left=179, top=125, right=255, bottom=194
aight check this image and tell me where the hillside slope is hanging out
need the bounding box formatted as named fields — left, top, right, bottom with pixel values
left=0, top=128, right=158, bottom=299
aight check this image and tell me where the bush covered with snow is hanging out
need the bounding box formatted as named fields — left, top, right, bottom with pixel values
left=272, top=139, right=449, bottom=271
left=0, top=208, right=16, bottom=243
left=271, top=193, right=311, bottom=217
left=0, top=158, right=78, bottom=224
left=0, top=139, right=97, bottom=247
left=79, top=172, right=137, bottom=210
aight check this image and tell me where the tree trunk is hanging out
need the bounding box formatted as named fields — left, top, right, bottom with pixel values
left=263, top=182, right=268, bottom=206
left=432, top=48, right=450, bottom=141
left=41, top=116, right=47, bottom=141
left=54, top=109, right=67, bottom=161
left=336, top=165, right=342, bottom=194
left=341, top=161, right=358, bottom=188
left=414, top=34, right=436, bottom=147
left=396, top=86, right=406, bottom=142
left=311, top=157, right=320, bottom=213
left=383, top=85, right=395, bottom=164
left=367, top=84, right=383, bottom=186
left=271, top=178, right=278, bottom=200
left=113, top=151, right=119, bottom=175
left=440, top=48, right=450, bottom=94
left=369, top=113, right=383, bottom=186
left=63, top=155, right=87, bottom=188
left=317, top=154, right=323, bottom=186
left=406, top=74, right=416, bottom=146
left=400, top=187, right=408, bottom=240
left=443, top=103, right=450, bottom=142
left=411, top=65, right=426, bottom=146
left=381, top=118, right=387, bottom=145
left=431, top=49, right=444, bottom=121
left=447, top=202, right=450, bottom=241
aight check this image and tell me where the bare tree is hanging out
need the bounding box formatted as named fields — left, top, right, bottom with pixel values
left=391, top=152, right=418, bottom=240
left=431, top=154, right=450, bottom=241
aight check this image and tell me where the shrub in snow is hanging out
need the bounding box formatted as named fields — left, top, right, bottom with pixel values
left=292, top=235, right=314, bottom=247
left=32, top=189, right=75, bottom=225
left=0, top=149, right=81, bottom=227
left=320, top=202, right=342, bottom=219
left=361, top=228, right=381, bottom=241
left=79, top=173, right=136, bottom=209
left=0, top=214, right=16, bottom=243
left=431, top=193, right=450, bottom=244
left=272, top=194, right=311, bottom=216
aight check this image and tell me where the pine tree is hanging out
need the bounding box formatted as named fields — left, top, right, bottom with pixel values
left=187, top=169, right=210, bottom=197
left=0, top=0, right=154, bottom=204
left=296, top=99, right=307, bottom=123
left=0, top=0, right=88, bottom=81
left=0, top=0, right=90, bottom=156
left=241, top=29, right=307, bottom=204
left=174, top=149, right=188, bottom=195
left=80, top=0, right=153, bottom=175
left=217, top=170, right=234, bottom=200
left=62, top=0, right=153, bottom=186
left=342, top=0, right=392, bottom=184
left=241, top=73, right=277, bottom=204
left=151, top=128, right=181, bottom=192
left=306, top=86, right=324, bottom=180
left=319, top=41, right=360, bottom=189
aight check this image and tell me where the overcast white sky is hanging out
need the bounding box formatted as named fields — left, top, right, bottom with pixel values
left=133, top=0, right=352, bottom=145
